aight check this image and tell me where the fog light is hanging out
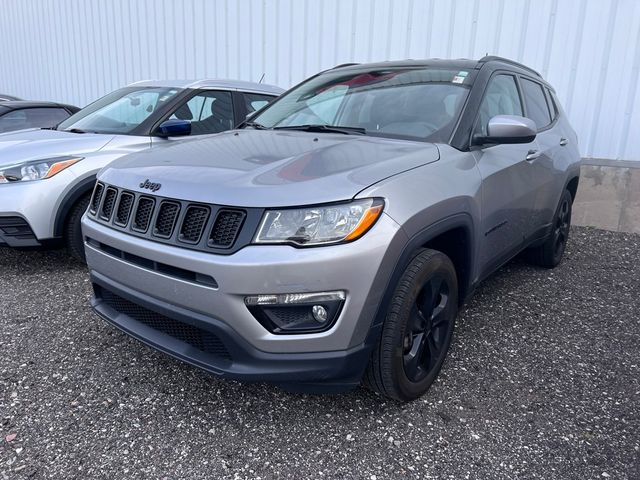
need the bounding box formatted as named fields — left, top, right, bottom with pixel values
left=245, top=291, right=345, bottom=334
left=312, top=305, right=328, bottom=323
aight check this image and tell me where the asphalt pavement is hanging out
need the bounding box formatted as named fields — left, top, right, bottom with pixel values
left=1, top=227, right=638, bottom=479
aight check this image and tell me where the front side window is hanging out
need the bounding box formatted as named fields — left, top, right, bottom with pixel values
left=475, top=74, right=523, bottom=136
left=521, top=78, right=552, bottom=130
left=57, top=87, right=181, bottom=134
left=250, top=67, right=472, bottom=142
left=169, top=90, right=234, bottom=135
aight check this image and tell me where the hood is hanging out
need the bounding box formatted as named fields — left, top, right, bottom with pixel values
left=0, top=129, right=116, bottom=166
left=100, top=130, right=439, bottom=207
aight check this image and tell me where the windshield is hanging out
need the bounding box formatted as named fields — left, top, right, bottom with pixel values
left=57, top=86, right=181, bottom=134
left=250, top=67, right=472, bottom=142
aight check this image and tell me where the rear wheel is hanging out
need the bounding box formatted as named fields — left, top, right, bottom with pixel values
left=527, top=189, right=572, bottom=268
left=364, top=249, right=458, bottom=401
left=65, top=193, right=91, bottom=263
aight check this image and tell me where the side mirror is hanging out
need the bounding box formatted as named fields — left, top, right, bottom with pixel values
left=473, top=115, right=537, bottom=146
left=156, top=119, right=191, bottom=137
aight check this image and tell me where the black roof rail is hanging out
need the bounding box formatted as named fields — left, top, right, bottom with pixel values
left=478, top=55, right=541, bottom=77
left=331, top=63, right=360, bottom=69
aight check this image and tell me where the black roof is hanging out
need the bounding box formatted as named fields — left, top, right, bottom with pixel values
left=0, top=94, right=21, bottom=101
left=330, top=56, right=543, bottom=79
left=331, top=58, right=479, bottom=72
left=0, top=100, right=80, bottom=112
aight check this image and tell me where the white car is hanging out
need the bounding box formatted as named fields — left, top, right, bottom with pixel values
left=0, top=79, right=283, bottom=260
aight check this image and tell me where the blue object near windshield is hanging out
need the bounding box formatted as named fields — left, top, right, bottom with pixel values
left=252, top=68, right=473, bottom=142
left=57, top=87, right=180, bottom=134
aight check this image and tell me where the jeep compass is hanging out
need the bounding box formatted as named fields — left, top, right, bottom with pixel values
left=83, top=57, right=580, bottom=401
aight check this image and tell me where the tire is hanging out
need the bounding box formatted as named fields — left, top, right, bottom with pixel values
left=65, top=193, right=91, bottom=263
left=527, top=189, right=572, bottom=269
left=364, top=249, right=458, bottom=402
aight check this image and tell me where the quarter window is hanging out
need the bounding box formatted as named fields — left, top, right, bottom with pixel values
left=521, top=78, right=552, bottom=130
left=545, top=88, right=559, bottom=121
left=475, top=74, right=523, bottom=136
left=243, top=93, right=275, bottom=115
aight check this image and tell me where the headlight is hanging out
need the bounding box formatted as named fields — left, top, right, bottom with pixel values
left=254, top=198, right=384, bottom=246
left=0, top=156, right=82, bottom=183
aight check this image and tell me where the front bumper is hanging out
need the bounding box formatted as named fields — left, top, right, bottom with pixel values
left=83, top=213, right=407, bottom=390
left=91, top=272, right=379, bottom=392
left=0, top=169, right=77, bottom=243
left=0, top=216, right=39, bottom=247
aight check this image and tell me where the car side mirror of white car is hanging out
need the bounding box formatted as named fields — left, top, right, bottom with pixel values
left=472, top=115, right=537, bottom=146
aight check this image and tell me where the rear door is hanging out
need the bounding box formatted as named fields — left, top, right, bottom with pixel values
left=473, top=73, right=539, bottom=275
left=518, top=76, right=558, bottom=236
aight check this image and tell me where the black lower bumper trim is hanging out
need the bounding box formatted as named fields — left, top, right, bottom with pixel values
left=90, top=271, right=375, bottom=393
left=0, top=216, right=40, bottom=247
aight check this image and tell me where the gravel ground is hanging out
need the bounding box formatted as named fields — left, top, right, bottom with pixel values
left=1, top=226, right=638, bottom=479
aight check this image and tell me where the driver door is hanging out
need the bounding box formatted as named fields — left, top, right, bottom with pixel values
left=473, top=73, right=540, bottom=277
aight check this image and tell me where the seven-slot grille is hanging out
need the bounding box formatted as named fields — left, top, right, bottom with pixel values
left=89, top=182, right=248, bottom=253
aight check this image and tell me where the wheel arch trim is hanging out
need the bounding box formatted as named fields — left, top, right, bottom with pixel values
left=365, top=212, right=476, bottom=344
left=53, top=174, right=97, bottom=237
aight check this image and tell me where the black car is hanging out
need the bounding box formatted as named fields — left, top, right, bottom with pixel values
left=0, top=101, right=80, bottom=134
left=0, top=94, right=22, bottom=101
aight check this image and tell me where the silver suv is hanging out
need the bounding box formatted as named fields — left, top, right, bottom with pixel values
left=0, top=80, right=282, bottom=260
left=83, top=57, right=580, bottom=401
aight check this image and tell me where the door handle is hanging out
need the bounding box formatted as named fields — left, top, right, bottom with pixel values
left=526, top=149, right=541, bottom=161
left=559, top=138, right=569, bottom=146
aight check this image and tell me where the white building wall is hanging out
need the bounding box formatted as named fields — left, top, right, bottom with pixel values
left=0, top=0, right=638, bottom=161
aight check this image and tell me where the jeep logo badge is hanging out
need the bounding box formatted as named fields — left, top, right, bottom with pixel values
left=139, top=179, right=161, bottom=192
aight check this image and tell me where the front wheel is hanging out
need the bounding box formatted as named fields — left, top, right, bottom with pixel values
left=364, top=249, right=458, bottom=402
left=65, top=193, right=91, bottom=263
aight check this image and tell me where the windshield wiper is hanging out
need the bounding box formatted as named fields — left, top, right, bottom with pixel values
left=273, top=124, right=366, bottom=135
left=64, top=128, right=88, bottom=134
left=243, top=121, right=268, bottom=130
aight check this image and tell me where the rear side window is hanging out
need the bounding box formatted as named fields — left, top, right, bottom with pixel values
left=521, top=78, right=552, bottom=130
left=475, top=74, right=523, bottom=136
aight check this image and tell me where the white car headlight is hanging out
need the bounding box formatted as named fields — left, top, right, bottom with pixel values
left=254, top=198, right=384, bottom=246
left=0, top=156, right=82, bottom=183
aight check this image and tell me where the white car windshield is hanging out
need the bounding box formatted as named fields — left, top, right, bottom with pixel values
left=57, top=87, right=181, bottom=134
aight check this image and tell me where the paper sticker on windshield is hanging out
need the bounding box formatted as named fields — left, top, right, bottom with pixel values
left=452, top=71, right=468, bottom=84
